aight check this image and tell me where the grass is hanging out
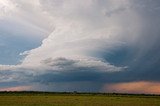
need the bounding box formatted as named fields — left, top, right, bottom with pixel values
left=0, top=92, right=160, bottom=106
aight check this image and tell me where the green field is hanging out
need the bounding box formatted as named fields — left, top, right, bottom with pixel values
left=0, top=92, right=160, bottom=106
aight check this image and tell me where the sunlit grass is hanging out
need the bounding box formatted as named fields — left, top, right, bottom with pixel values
left=0, top=92, right=160, bottom=106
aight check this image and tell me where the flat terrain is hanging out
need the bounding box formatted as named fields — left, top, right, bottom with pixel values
left=0, top=92, right=160, bottom=106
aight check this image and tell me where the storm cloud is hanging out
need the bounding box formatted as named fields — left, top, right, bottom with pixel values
left=0, top=0, right=160, bottom=93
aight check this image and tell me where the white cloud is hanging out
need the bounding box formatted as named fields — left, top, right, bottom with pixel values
left=0, top=0, right=150, bottom=86
left=0, top=0, right=54, bottom=39
left=0, top=0, right=139, bottom=73
left=0, top=0, right=17, bottom=18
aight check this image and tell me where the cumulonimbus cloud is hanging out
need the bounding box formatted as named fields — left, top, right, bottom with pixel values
left=1, top=0, right=160, bottom=92
left=0, top=0, right=133, bottom=73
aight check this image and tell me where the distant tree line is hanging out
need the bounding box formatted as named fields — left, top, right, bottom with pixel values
left=0, top=91, right=159, bottom=97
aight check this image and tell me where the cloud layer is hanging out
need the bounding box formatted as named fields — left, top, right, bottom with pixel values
left=0, top=0, right=160, bottom=93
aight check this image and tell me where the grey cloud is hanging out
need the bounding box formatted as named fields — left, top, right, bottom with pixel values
left=0, top=55, right=126, bottom=91
left=41, top=57, right=126, bottom=72
left=105, top=7, right=127, bottom=17
left=42, top=57, right=76, bottom=67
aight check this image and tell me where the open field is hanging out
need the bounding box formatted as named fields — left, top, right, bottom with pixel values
left=0, top=92, right=160, bottom=106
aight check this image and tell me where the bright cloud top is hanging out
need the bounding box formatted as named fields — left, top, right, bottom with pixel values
left=0, top=0, right=135, bottom=72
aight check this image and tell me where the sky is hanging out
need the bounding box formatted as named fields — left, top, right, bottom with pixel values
left=0, top=0, right=160, bottom=94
